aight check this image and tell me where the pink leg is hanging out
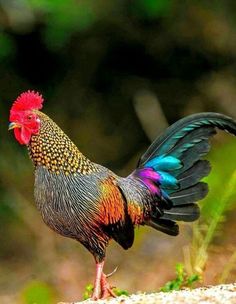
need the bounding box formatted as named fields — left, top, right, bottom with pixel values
left=91, top=261, right=117, bottom=300
left=91, top=261, right=104, bottom=300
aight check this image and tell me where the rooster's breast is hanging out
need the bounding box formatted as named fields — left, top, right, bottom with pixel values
left=33, top=166, right=110, bottom=243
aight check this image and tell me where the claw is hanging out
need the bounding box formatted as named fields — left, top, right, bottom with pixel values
left=101, top=287, right=117, bottom=299
left=106, top=266, right=118, bottom=278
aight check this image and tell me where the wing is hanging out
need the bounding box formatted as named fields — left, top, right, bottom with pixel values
left=99, top=176, right=135, bottom=250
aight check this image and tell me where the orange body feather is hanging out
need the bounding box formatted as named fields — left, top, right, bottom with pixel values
left=99, top=177, right=125, bottom=225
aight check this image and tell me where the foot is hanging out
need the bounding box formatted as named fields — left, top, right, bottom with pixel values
left=101, top=273, right=117, bottom=299
left=91, top=261, right=117, bottom=299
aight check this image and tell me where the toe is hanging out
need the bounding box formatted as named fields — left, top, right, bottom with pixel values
left=101, top=273, right=116, bottom=299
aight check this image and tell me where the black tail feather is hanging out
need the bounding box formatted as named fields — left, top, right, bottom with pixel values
left=139, top=112, right=236, bottom=167
left=161, top=204, right=200, bottom=222
left=146, top=218, right=179, bottom=236
left=178, top=160, right=211, bottom=189
left=170, top=182, right=209, bottom=206
left=168, top=126, right=216, bottom=159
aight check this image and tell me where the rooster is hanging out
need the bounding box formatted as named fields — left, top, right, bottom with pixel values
left=9, top=91, right=236, bottom=299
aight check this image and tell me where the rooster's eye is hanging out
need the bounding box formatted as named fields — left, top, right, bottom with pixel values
left=27, top=114, right=33, bottom=120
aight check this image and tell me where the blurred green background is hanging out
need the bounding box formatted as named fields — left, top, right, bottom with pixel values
left=1, top=0, right=236, bottom=303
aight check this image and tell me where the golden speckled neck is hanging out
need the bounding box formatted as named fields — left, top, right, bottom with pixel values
left=28, top=112, right=98, bottom=175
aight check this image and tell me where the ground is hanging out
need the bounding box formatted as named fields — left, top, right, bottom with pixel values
left=59, top=283, right=236, bottom=304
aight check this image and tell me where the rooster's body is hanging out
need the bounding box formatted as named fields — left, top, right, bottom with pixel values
left=9, top=91, right=236, bottom=299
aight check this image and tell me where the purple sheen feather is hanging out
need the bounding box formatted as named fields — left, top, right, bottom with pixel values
left=141, top=177, right=161, bottom=195
left=137, top=168, right=161, bottom=182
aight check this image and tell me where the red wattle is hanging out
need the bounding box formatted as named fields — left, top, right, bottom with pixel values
left=14, top=127, right=32, bottom=145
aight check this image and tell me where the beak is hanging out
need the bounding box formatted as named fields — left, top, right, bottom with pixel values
left=8, top=122, right=21, bottom=130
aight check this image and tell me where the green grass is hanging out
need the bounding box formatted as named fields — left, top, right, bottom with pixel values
left=160, top=263, right=200, bottom=292
left=184, top=139, right=236, bottom=279
left=83, top=284, right=94, bottom=300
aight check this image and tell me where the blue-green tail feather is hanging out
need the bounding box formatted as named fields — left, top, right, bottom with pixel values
left=137, top=112, right=236, bottom=235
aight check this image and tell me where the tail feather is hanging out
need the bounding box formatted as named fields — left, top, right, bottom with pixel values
left=146, top=218, right=179, bottom=236
left=178, top=160, right=211, bottom=189
left=170, top=182, right=209, bottom=206
left=133, top=112, right=236, bottom=235
left=168, top=126, right=216, bottom=159
left=139, top=112, right=236, bottom=166
left=161, top=204, right=200, bottom=222
left=175, top=140, right=211, bottom=175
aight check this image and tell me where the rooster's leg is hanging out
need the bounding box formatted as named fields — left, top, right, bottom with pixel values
left=101, top=272, right=116, bottom=299
left=91, top=261, right=104, bottom=300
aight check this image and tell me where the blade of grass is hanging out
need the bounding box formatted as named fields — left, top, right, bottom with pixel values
left=219, top=249, right=236, bottom=283
left=193, top=170, right=236, bottom=273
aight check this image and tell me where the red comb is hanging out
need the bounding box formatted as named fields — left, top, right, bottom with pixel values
left=10, top=90, right=44, bottom=114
